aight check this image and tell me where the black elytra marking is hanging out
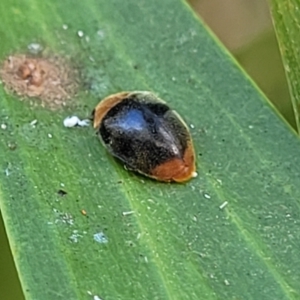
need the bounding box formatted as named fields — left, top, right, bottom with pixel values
left=98, top=94, right=189, bottom=174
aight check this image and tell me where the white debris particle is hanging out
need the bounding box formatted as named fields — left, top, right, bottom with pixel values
left=60, top=182, right=65, bottom=187
left=69, top=230, right=83, bottom=243
left=48, top=133, right=52, bottom=138
left=122, top=211, right=134, bottom=216
left=1, top=123, right=7, bottom=130
left=204, top=193, right=211, bottom=199
left=30, top=119, right=37, bottom=126
left=224, top=279, right=230, bottom=286
left=77, top=30, right=84, bottom=37
left=219, top=201, right=228, bottom=210
left=27, top=43, right=43, bottom=54
left=63, top=116, right=90, bottom=127
left=87, top=291, right=103, bottom=300
left=63, top=116, right=80, bottom=127
left=62, top=24, right=68, bottom=30
left=62, top=213, right=74, bottom=225
left=190, top=124, right=195, bottom=129
left=54, top=210, right=74, bottom=225
left=93, top=232, right=108, bottom=244
left=192, top=171, right=198, bottom=178
left=249, top=125, right=254, bottom=129
left=77, top=119, right=90, bottom=127
left=216, top=178, right=222, bottom=185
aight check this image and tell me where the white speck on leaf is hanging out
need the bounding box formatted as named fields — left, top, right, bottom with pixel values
left=4, top=168, right=9, bottom=176
left=216, top=178, right=222, bottom=185
left=122, top=211, right=134, bottom=216
left=219, top=201, right=228, bottom=210
left=204, top=193, right=211, bottom=199
left=63, top=116, right=90, bottom=127
left=93, top=232, right=108, bottom=244
left=30, top=119, right=37, bottom=127
left=69, top=230, right=83, bottom=243
left=78, top=119, right=90, bottom=126
left=64, top=116, right=80, bottom=127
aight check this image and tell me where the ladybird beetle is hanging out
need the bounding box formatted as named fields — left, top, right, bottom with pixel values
left=92, top=91, right=196, bottom=182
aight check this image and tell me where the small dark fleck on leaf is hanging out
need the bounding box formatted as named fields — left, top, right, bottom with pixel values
left=57, top=189, right=67, bottom=196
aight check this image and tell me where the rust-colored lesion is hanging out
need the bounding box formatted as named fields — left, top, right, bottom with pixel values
left=151, top=141, right=196, bottom=182
left=93, top=91, right=130, bottom=129
left=0, top=54, right=79, bottom=109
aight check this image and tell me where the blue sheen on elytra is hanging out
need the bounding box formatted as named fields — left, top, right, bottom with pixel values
left=114, top=108, right=146, bottom=131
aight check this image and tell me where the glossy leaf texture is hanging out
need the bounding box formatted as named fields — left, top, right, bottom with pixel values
left=0, top=0, right=300, bottom=299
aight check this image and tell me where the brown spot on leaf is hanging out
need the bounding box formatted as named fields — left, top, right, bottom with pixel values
left=0, top=54, right=79, bottom=110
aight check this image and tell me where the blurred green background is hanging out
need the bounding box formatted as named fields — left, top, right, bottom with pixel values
left=0, top=0, right=293, bottom=299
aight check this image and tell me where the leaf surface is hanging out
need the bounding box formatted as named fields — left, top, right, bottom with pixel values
left=269, top=0, right=300, bottom=132
left=0, top=0, right=300, bottom=299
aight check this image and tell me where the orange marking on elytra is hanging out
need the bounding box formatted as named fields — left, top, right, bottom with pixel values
left=93, top=92, right=130, bottom=129
left=151, top=142, right=196, bottom=182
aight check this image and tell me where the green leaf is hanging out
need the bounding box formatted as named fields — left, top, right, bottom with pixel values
left=269, top=0, right=300, bottom=132
left=234, top=30, right=295, bottom=128
left=0, top=0, right=300, bottom=299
